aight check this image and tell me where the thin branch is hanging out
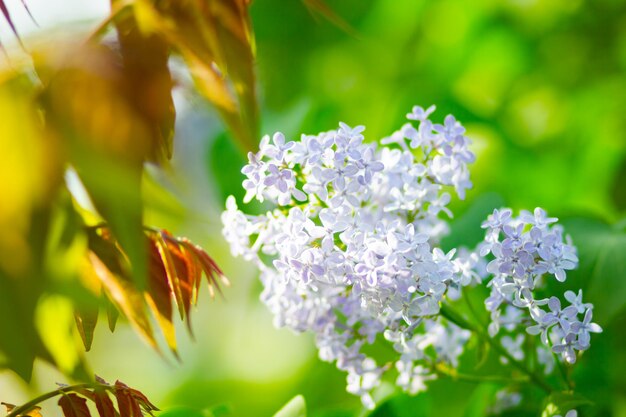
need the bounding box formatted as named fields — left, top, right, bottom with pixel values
left=6, top=383, right=114, bottom=417
left=439, top=303, right=553, bottom=393
left=553, top=351, right=574, bottom=390
left=432, top=363, right=529, bottom=385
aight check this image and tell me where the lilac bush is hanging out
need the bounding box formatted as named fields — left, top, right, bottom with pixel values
left=221, top=106, right=601, bottom=409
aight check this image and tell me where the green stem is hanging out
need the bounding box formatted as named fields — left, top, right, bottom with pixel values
left=432, top=364, right=529, bottom=385
left=440, top=303, right=553, bottom=394
left=464, top=291, right=487, bottom=326
left=553, top=352, right=573, bottom=390
left=6, top=383, right=114, bottom=417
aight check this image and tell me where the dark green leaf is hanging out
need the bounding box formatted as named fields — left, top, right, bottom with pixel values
left=463, top=384, right=499, bottom=417
left=441, top=192, right=505, bottom=252
left=158, top=407, right=207, bottom=417
left=540, top=391, right=592, bottom=417
left=561, top=217, right=626, bottom=323
left=301, top=0, right=357, bottom=36
left=74, top=308, right=99, bottom=351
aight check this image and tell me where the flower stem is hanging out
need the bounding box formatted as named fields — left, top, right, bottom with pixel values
left=432, top=363, right=529, bottom=385
left=439, top=303, right=553, bottom=394
left=553, top=352, right=574, bottom=390
left=6, top=383, right=114, bottom=417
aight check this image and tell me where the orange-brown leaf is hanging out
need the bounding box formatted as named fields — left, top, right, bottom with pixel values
left=115, top=8, right=176, bottom=164
left=115, top=381, right=156, bottom=417
left=145, top=239, right=177, bottom=356
left=166, top=240, right=193, bottom=321
left=153, top=231, right=185, bottom=320
left=143, top=0, right=259, bottom=152
left=58, top=393, right=91, bottom=417
left=117, top=381, right=158, bottom=414
left=114, top=385, right=132, bottom=417
left=1, top=402, right=15, bottom=413
left=182, top=240, right=228, bottom=297
left=94, top=389, right=116, bottom=417
left=180, top=243, right=202, bottom=304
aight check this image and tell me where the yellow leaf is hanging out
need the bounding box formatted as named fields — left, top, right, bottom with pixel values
left=35, top=296, right=80, bottom=375
left=87, top=252, right=158, bottom=350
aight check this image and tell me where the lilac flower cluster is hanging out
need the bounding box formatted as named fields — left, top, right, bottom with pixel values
left=222, top=106, right=479, bottom=407
left=480, top=208, right=602, bottom=366
left=222, top=105, right=601, bottom=407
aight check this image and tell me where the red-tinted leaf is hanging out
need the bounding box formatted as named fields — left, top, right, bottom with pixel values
left=116, top=381, right=158, bottom=415
left=181, top=240, right=228, bottom=297
left=180, top=244, right=202, bottom=304
left=58, top=393, right=92, bottom=417
left=94, top=389, right=116, bottom=417
left=115, top=381, right=155, bottom=417
left=165, top=239, right=193, bottom=329
left=153, top=231, right=185, bottom=320
left=114, top=386, right=132, bottom=417
left=145, top=239, right=177, bottom=356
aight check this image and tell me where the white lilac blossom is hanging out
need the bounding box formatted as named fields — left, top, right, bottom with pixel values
left=222, top=106, right=601, bottom=407
left=480, top=208, right=602, bottom=366
left=223, top=106, right=478, bottom=407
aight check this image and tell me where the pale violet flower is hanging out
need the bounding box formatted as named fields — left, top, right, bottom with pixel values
left=406, top=104, right=436, bottom=121
left=223, top=106, right=600, bottom=407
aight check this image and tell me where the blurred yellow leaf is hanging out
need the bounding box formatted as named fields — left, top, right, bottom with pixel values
left=86, top=248, right=158, bottom=350
left=35, top=296, right=80, bottom=375
left=1, top=402, right=43, bottom=417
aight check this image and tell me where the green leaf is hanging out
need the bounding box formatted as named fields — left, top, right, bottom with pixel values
left=105, top=295, right=119, bottom=332
left=273, top=395, right=306, bottom=417
left=74, top=307, right=99, bottom=352
left=0, top=271, right=36, bottom=380
left=463, top=384, right=499, bottom=417
left=301, top=0, right=357, bottom=36
left=440, top=192, right=506, bottom=252
left=540, top=391, right=592, bottom=417
left=208, top=132, right=248, bottom=204
left=157, top=407, right=207, bottom=417
left=366, top=391, right=432, bottom=417
left=561, top=217, right=626, bottom=323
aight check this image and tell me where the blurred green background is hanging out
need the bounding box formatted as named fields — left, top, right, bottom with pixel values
left=1, top=0, right=626, bottom=416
